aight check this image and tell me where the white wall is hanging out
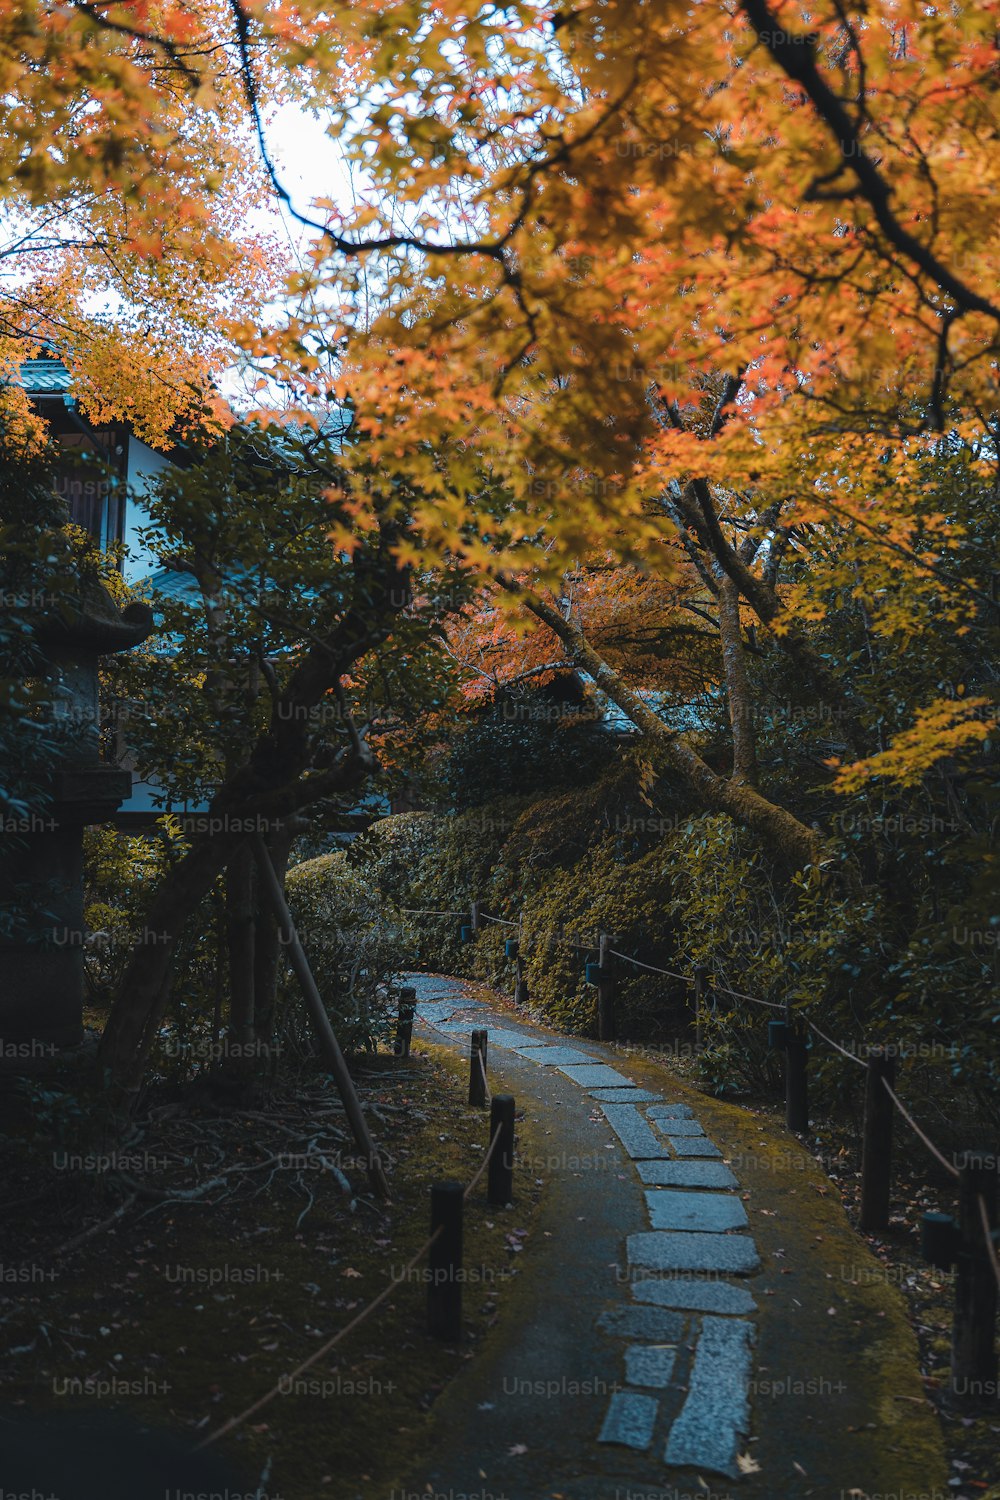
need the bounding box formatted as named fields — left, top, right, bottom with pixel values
left=123, top=437, right=171, bottom=583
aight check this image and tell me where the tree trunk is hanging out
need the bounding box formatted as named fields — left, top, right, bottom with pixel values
left=98, top=831, right=244, bottom=1097
left=518, top=587, right=821, bottom=869
left=253, top=818, right=303, bottom=1051
left=716, top=573, right=758, bottom=786
left=97, top=530, right=409, bottom=1095
left=225, top=842, right=256, bottom=1075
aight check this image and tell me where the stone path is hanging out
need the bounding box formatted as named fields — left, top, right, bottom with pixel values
left=405, top=972, right=760, bottom=1481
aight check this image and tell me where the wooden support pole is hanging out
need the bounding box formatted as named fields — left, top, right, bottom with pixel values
left=468, top=1028, right=488, bottom=1107
left=597, top=933, right=616, bottom=1042
left=785, top=1024, right=809, bottom=1136
left=249, top=835, right=390, bottom=1200
left=427, top=1181, right=463, bottom=1341
left=487, top=1094, right=516, bottom=1206
left=859, top=1047, right=896, bottom=1232
left=470, top=900, right=480, bottom=934
left=394, top=985, right=417, bottom=1057
left=951, top=1150, right=999, bottom=1406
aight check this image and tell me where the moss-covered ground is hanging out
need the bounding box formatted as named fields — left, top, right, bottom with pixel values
left=0, top=1042, right=544, bottom=1500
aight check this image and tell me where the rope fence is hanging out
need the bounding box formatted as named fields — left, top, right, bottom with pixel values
left=978, top=1193, right=1000, bottom=1294
left=197, top=1119, right=507, bottom=1452
left=420, top=893, right=998, bottom=1382
left=807, top=1019, right=867, bottom=1067
left=608, top=947, right=688, bottom=982
left=404, top=901, right=981, bottom=1197
left=881, top=1077, right=960, bottom=1181
left=399, top=907, right=467, bottom=918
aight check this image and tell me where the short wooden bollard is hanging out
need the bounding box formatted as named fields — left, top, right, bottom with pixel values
left=468, top=1029, right=488, bottom=1107
left=952, top=1150, right=999, bottom=1405
left=487, top=1094, right=516, bottom=1206
left=428, top=1181, right=463, bottom=1341
left=394, top=986, right=417, bottom=1057
left=859, top=1047, right=896, bottom=1231
left=597, top=933, right=616, bottom=1042
left=785, top=1027, right=809, bottom=1135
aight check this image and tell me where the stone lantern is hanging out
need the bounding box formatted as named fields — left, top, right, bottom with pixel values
left=0, top=578, right=153, bottom=1054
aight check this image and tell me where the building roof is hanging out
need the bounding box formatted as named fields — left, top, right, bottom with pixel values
left=17, top=358, right=73, bottom=396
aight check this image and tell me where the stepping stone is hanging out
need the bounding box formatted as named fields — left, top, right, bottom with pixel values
left=598, top=1390, right=658, bottom=1450
left=637, top=1160, right=738, bottom=1189
left=667, top=1136, right=722, bottom=1157
left=590, top=1087, right=662, bottom=1104
left=664, top=1316, right=754, bottom=1477
left=628, top=1231, right=760, bottom=1275
left=597, top=1305, right=686, bottom=1341
left=647, top=1103, right=695, bottom=1119
left=559, top=1064, right=633, bottom=1088
left=632, top=1278, right=757, bottom=1316
left=480, top=1028, right=547, bottom=1049
left=648, top=1117, right=706, bottom=1137
left=416, top=1002, right=462, bottom=1023
left=510, top=1044, right=597, bottom=1066
left=624, top=1343, right=677, bottom=1388
left=645, top=1189, right=748, bottom=1233
left=600, top=1103, right=668, bottom=1160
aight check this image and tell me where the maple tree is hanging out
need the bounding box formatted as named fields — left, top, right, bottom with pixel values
left=4, top=0, right=998, bottom=1084
left=233, top=0, right=999, bottom=861
left=0, top=1, right=280, bottom=441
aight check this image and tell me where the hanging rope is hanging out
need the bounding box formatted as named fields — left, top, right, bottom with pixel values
left=881, top=1078, right=960, bottom=1180
left=807, top=1020, right=867, bottom=1068
left=195, top=1123, right=506, bottom=1452
left=607, top=948, right=689, bottom=982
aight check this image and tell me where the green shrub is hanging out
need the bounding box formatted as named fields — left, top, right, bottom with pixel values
left=283, top=850, right=405, bottom=1055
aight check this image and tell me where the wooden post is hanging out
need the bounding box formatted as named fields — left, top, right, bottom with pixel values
left=427, top=1181, right=463, bottom=1341
left=514, top=915, right=529, bottom=1006
left=785, top=1023, right=809, bottom=1135
left=487, top=1094, right=516, bottom=1206
left=951, top=1150, right=999, bottom=1406
left=597, top=933, right=616, bottom=1042
left=470, top=900, right=480, bottom=934
left=693, top=964, right=706, bottom=1052
left=859, top=1047, right=896, bottom=1231
left=468, top=1028, right=488, bottom=1107
left=394, top=985, right=417, bottom=1058
left=249, top=835, right=390, bottom=1200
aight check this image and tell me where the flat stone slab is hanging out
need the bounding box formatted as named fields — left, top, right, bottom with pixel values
left=636, top=1160, right=738, bottom=1189
left=589, top=1087, right=663, bottom=1104
left=667, top=1136, right=723, bottom=1157
left=416, top=1002, right=462, bottom=1023
left=598, top=1390, right=658, bottom=1450
left=632, top=1278, right=757, bottom=1316
left=624, top=1343, right=677, bottom=1388
left=511, top=1044, right=598, bottom=1066
left=480, top=1028, right=549, bottom=1049
left=645, top=1189, right=748, bottom=1233
left=559, top=1064, right=633, bottom=1089
left=646, top=1103, right=695, bottom=1119
left=600, top=1103, right=669, bottom=1160
left=664, top=1316, right=754, bottom=1477
left=649, top=1117, right=706, bottom=1137
left=597, top=1305, right=686, bottom=1341
left=628, top=1231, right=760, bottom=1275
